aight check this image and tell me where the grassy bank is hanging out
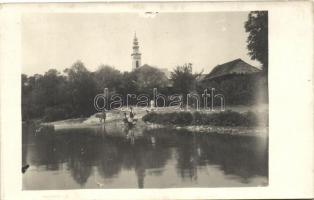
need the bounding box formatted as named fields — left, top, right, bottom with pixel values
left=142, top=110, right=268, bottom=127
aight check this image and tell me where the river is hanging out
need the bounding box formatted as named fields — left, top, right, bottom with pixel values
left=22, top=122, right=268, bottom=189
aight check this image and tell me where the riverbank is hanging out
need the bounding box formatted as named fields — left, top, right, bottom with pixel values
left=36, top=105, right=268, bottom=137
left=142, top=109, right=268, bottom=137
left=142, top=121, right=267, bottom=137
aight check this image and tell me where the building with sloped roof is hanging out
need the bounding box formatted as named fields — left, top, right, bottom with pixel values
left=204, top=58, right=260, bottom=80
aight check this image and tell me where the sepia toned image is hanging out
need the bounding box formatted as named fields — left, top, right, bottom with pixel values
left=21, top=11, right=269, bottom=190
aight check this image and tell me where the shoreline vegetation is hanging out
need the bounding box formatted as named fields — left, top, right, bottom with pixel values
left=142, top=110, right=267, bottom=127
left=34, top=105, right=268, bottom=137
left=142, top=110, right=268, bottom=137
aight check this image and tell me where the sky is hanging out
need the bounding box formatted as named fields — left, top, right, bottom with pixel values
left=22, top=12, right=261, bottom=76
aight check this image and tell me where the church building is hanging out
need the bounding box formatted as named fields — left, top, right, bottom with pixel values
left=131, top=33, right=141, bottom=70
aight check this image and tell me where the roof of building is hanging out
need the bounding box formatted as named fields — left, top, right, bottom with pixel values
left=204, top=58, right=261, bottom=80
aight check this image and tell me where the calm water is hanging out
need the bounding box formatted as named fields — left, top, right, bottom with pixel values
left=22, top=123, right=268, bottom=189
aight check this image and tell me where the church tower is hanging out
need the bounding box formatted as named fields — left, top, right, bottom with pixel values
left=131, top=33, right=141, bottom=70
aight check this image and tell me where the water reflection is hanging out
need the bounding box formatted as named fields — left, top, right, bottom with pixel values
left=22, top=123, right=268, bottom=189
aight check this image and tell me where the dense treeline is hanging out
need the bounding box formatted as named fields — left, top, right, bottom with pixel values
left=22, top=61, right=173, bottom=122
left=22, top=61, right=98, bottom=122
left=22, top=60, right=268, bottom=122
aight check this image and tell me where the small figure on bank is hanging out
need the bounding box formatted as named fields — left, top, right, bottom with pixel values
left=150, top=100, right=155, bottom=112
left=129, top=107, right=135, bottom=119
left=123, top=112, right=128, bottom=123
left=123, top=112, right=135, bottom=129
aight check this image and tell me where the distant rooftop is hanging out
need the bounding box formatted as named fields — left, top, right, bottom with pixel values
left=204, top=58, right=261, bottom=80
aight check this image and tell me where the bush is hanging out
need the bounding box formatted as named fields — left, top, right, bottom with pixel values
left=142, top=112, right=158, bottom=123
left=170, top=112, right=193, bottom=125
left=244, top=111, right=258, bottom=127
left=143, top=112, right=193, bottom=125
left=193, top=110, right=241, bottom=126
left=143, top=110, right=262, bottom=127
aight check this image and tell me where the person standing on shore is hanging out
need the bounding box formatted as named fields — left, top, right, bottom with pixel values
left=130, top=107, right=135, bottom=120
left=150, top=100, right=155, bottom=111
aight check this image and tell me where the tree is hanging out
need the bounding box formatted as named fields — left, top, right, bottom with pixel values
left=245, top=11, right=268, bottom=72
left=170, top=63, right=199, bottom=104
left=132, top=64, right=169, bottom=93
left=64, top=61, right=97, bottom=116
left=120, top=71, right=138, bottom=95
left=21, top=73, right=46, bottom=119
left=93, top=65, right=123, bottom=93
left=41, top=69, right=63, bottom=107
left=22, top=74, right=31, bottom=120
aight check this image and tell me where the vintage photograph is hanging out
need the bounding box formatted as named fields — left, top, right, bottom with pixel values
left=21, top=11, right=268, bottom=190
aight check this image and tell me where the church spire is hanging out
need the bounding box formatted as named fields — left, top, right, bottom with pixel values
left=133, top=32, right=138, bottom=46
left=131, top=32, right=141, bottom=70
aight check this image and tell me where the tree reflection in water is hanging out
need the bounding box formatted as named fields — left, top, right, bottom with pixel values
left=22, top=124, right=268, bottom=189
